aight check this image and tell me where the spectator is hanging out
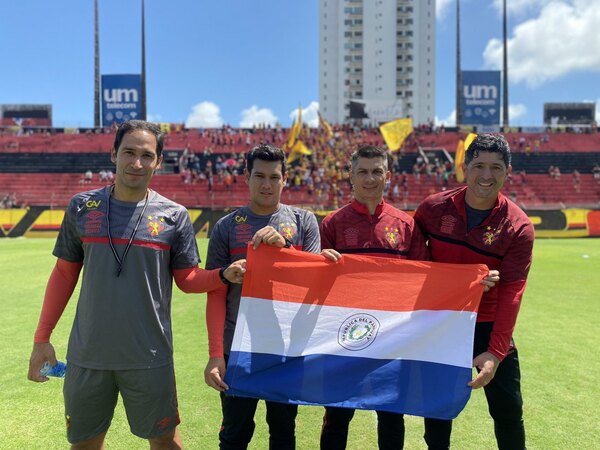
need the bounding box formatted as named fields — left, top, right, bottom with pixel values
left=572, top=170, right=581, bottom=193
left=392, top=183, right=400, bottom=201
left=519, top=170, right=527, bottom=185
left=592, top=163, right=600, bottom=183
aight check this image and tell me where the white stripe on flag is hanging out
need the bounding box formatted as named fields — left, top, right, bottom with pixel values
left=231, top=296, right=477, bottom=369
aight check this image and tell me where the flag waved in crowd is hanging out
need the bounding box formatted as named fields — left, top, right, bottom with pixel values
left=225, top=245, right=488, bottom=420
left=379, top=117, right=413, bottom=152
left=454, top=132, right=477, bottom=182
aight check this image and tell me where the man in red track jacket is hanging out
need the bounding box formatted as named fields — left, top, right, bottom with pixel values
left=319, top=145, right=428, bottom=449
left=415, top=134, right=534, bottom=450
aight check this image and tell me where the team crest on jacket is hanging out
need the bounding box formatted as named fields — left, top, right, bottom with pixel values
left=147, top=215, right=165, bottom=236
left=384, top=227, right=399, bottom=246
left=278, top=222, right=297, bottom=240
left=483, top=226, right=501, bottom=245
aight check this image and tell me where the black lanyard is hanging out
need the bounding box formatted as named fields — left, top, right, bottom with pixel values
left=106, top=188, right=150, bottom=277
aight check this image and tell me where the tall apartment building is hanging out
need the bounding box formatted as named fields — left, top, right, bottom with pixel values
left=319, top=0, right=436, bottom=125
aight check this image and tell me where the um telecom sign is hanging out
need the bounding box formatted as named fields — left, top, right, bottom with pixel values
left=461, top=71, right=501, bottom=126
left=101, top=74, right=142, bottom=126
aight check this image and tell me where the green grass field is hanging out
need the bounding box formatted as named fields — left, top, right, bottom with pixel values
left=1, top=238, right=599, bottom=449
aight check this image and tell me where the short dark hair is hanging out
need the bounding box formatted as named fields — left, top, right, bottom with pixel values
left=465, top=134, right=511, bottom=167
left=112, top=120, right=164, bottom=159
left=350, top=145, right=391, bottom=172
left=245, top=144, right=287, bottom=175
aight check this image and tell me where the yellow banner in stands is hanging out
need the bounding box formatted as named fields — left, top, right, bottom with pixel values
left=379, top=118, right=413, bottom=152
left=455, top=133, right=477, bottom=182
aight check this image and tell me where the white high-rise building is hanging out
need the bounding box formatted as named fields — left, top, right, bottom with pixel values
left=319, top=0, right=436, bottom=126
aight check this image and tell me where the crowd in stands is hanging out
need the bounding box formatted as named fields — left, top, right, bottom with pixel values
left=166, top=125, right=468, bottom=209
left=2, top=122, right=600, bottom=208
left=3, top=120, right=600, bottom=156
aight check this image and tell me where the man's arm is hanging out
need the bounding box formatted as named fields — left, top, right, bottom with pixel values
left=488, top=220, right=534, bottom=361
left=204, top=286, right=229, bottom=392
left=319, top=212, right=336, bottom=250
left=173, top=260, right=246, bottom=293
left=28, top=258, right=82, bottom=382
left=319, top=213, right=343, bottom=261
left=407, top=219, right=430, bottom=261
left=203, top=218, right=233, bottom=391
left=470, top=220, right=534, bottom=389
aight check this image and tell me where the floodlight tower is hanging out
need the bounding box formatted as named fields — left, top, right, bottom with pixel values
left=502, top=0, right=509, bottom=128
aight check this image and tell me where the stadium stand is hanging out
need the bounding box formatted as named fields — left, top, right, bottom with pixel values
left=1, top=127, right=599, bottom=210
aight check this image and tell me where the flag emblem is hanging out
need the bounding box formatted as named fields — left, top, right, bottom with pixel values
left=338, top=314, right=380, bottom=350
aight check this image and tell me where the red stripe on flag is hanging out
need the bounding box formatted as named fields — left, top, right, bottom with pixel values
left=241, top=244, right=487, bottom=313
left=230, top=244, right=301, bottom=255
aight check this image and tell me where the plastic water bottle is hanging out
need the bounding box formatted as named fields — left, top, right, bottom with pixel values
left=40, top=361, right=67, bottom=378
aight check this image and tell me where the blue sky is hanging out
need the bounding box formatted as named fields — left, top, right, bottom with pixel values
left=2, top=0, right=599, bottom=128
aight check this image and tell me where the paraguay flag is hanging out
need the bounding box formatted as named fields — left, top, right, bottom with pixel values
left=225, top=245, right=487, bottom=420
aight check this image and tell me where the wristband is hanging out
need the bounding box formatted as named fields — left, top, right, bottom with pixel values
left=219, top=267, right=231, bottom=285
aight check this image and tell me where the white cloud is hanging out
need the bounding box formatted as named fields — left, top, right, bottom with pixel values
left=185, top=102, right=224, bottom=128
left=289, top=101, right=320, bottom=128
left=484, top=0, right=600, bottom=87
left=509, top=103, right=527, bottom=120
left=436, top=0, right=454, bottom=21
left=435, top=110, right=456, bottom=127
left=239, top=105, right=278, bottom=128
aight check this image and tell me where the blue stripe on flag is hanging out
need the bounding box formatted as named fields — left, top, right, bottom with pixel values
left=225, top=351, right=473, bottom=420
